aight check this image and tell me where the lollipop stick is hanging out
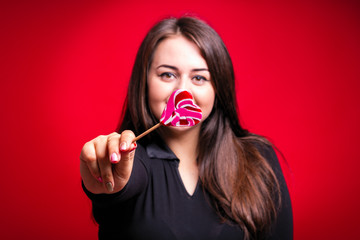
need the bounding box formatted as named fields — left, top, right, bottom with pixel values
left=133, top=123, right=161, bottom=142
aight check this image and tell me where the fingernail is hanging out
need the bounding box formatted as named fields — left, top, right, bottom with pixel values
left=129, top=142, right=137, bottom=152
left=120, top=142, right=127, bottom=152
left=106, top=182, right=113, bottom=192
left=110, top=152, right=119, bottom=163
left=98, top=177, right=103, bottom=183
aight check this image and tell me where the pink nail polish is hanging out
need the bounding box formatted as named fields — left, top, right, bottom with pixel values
left=110, top=152, right=119, bottom=163
left=120, top=142, right=127, bottom=152
left=129, top=142, right=137, bottom=152
left=98, top=177, right=103, bottom=183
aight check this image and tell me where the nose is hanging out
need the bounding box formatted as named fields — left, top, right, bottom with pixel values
left=175, top=75, right=192, bottom=93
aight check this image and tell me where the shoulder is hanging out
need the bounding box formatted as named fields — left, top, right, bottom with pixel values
left=253, top=140, right=291, bottom=195
left=255, top=141, right=282, bottom=172
left=242, top=136, right=284, bottom=177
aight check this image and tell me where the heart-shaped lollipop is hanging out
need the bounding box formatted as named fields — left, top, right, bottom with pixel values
left=160, top=89, right=202, bottom=127
left=133, top=89, right=202, bottom=142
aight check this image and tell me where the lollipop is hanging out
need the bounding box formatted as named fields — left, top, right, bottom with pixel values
left=160, top=89, right=202, bottom=127
left=133, top=89, right=202, bottom=142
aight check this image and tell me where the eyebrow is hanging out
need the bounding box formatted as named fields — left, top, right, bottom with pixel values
left=156, top=64, right=209, bottom=72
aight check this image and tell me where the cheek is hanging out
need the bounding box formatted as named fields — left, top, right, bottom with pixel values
left=195, top=89, right=215, bottom=121
left=147, top=80, right=172, bottom=120
left=148, top=89, right=165, bottom=119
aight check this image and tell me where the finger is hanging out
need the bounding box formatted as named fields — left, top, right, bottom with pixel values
left=121, top=143, right=137, bottom=161
left=94, top=135, right=114, bottom=192
left=80, top=141, right=102, bottom=182
left=119, top=130, right=136, bottom=152
left=107, top=132, right=121, bottom=164
left=113, top=131, right=136, bottom=185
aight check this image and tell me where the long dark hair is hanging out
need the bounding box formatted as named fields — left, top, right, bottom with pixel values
left=118, top=16, right=280, bottom=239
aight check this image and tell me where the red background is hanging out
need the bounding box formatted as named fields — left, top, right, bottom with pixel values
left=1, top=1, right=359, bottom=239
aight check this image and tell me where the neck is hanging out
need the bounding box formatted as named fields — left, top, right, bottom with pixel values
left=162, top=125, right=200, bottom=165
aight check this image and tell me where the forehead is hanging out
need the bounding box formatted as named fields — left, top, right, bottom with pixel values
left=151, top=35, right=208, bottom=69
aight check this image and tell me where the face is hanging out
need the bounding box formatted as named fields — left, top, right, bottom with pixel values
left=147, top=35, right=215, bottom=131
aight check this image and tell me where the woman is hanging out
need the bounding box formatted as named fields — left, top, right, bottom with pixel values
left=80, top=16, right=293, bottom=239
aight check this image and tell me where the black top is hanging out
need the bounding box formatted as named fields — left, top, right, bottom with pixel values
left=83, top=140, right=293, bottom=240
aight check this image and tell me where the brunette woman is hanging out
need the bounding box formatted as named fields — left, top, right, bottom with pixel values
left=80, top=16, right=293, bottom=240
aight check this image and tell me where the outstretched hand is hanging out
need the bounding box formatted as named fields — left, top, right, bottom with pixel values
left=80, top=131, right=137, bottom=194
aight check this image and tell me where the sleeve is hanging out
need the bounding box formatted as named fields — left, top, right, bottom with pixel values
left=259, top=144, right=294, bottom=240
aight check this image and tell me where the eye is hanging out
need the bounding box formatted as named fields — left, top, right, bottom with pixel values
left=159, top=72, right=176, bottom=80
left=192, top=75, right=208, bottom=85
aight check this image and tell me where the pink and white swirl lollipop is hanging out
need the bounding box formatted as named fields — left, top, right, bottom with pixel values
left=133, top=89, right=202, bottom=141
left=160, top=89, right=202, bottom=127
